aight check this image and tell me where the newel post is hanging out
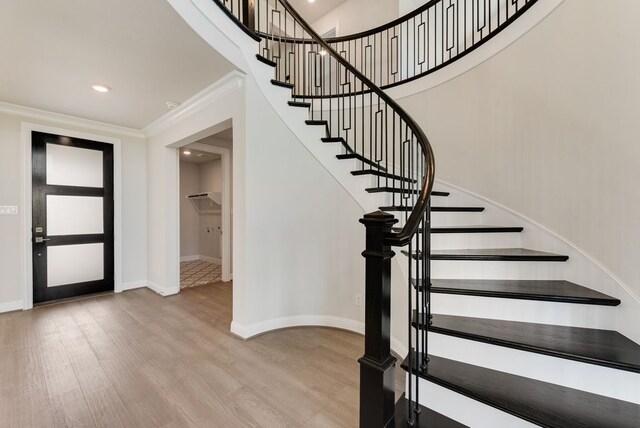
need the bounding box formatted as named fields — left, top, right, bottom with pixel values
left=359, top=211, right=398, bottom=428
left=242, top=0, right=255, bottom=30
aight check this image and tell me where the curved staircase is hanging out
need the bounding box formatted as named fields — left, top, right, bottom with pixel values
left=184, top=0, right=640, bottom=426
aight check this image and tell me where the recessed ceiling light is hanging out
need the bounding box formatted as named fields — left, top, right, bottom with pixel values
left=92, top=84, right=110, bottom=93
left=183, top=150, right=191, bottom=155
left=308, top=0, right=315, bottom=2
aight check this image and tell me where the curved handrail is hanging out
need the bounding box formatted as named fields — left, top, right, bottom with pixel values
left=272, top=0, right=434, bottom=246
left=210, top=0, right=435, bottom=246
left=255, top=0, right=539, bottom=90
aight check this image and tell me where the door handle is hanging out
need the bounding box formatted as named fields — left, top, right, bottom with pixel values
left=34, top=237, right=51, bottom=243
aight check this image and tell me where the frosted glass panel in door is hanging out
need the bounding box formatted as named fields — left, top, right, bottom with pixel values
left=47, top=243, right=104, bottom=287
left=46, top=143, right=103, bottom=187
left=47, top=195, right=103, bottom=235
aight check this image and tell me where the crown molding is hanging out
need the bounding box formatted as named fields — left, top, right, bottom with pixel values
left=142, top=69, right=245, bottom=138
left=0, top=101, right=145, bottom=139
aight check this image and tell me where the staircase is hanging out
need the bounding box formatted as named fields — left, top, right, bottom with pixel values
left=199, top=0, right=640, bottom=426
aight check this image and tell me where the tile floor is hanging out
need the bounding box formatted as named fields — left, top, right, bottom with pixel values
left=180, top=259, right=223, bottom=289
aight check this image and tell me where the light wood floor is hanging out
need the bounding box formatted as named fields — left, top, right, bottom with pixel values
left=0, top=283, right=405, bottom=427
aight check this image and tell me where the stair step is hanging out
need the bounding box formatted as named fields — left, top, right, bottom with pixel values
left=321, top=136, right=347, bottom=144
left=305, top=119, right=328, bottom=129
left=256, top=54, right=276, bottom=67
left=393, top=225, right=524, bottom=234
left=380, top=206, right=485, bottom=212
left=365, top=187, right=449, bottom=196
left=414, top=279, right=621, bottom=306
left=412, top=313, right=640, bottom=373
left=401, top=353, right=640, bottom=428
left=288, top=101, right=311, bottom=109
left=394, top=393, right=467, bottom=427
left=403, top=248, right=569, bottom=262
left=270, top=79, right=294, bottom=89
left=351, top=169, right=417, bottom=183
left=336, top=153, right=387, bottom=172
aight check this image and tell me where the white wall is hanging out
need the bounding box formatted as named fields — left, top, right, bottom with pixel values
left=398, top=0, right=428, bottom=15
left=0, top=108, right=147, bottom=310
left=398, top=0, right=640, bottom=307
left=179, top=160, right=200, bottom=258
left=198, top=159, right=223, bottom=260
left=312, top=0, right=400, bottom=36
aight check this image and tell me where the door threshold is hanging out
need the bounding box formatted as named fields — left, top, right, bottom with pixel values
left=34, top=291, right=114, bottom=308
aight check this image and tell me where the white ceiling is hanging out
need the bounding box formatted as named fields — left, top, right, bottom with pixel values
left=288, top=0, right=349, bottom=24
left=0, top=0, right=234, bottom=129
left=180, top=148, right=222, bottom=164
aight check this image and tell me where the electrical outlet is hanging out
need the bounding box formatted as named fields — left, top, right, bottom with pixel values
left=0, top=206, right=18, bottom=215
left=355, top=293, right=363, bottom=306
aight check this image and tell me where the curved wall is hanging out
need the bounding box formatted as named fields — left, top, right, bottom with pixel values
left=398, top=0, right=640, bottom=306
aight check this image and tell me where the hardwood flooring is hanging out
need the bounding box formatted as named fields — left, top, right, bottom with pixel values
left=0, top=283, right=404, bottom=427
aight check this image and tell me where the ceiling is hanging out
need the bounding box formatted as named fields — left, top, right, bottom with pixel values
left=180, top=148, right=222, bottom=164
left=288, top=0, right=349, bottom=24
left=214, top=128, right=233, bottom=142
left=0, top=0, right=234, bottom=129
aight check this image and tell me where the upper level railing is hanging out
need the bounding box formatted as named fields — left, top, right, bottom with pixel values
left=219, top=0, right=538, bottom=94
left=320, top=0, right=539, bottom=89
left=212, top=0, right=437, bottom=425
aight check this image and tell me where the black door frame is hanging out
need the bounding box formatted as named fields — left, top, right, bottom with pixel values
left=31, top=131, right=115, bottom=304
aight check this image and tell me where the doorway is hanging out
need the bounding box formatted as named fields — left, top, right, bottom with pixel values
left=31, top=131, right=114, bottom=304
left=177, top=128, right=233, bottom=290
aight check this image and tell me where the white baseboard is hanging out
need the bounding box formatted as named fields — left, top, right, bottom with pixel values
left=199, top=255, right=222, bottom=264
left=120, top=280, right=148, bottom=292
left=231, top=315, right=407, bottom=357
left=146, top=280, right=180, bottom=297
left=0, top=300, right=24, bottom=314
left=180, top=254, right=222, bottom=264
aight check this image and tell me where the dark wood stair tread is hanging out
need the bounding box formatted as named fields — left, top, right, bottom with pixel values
left=394, top=394, right=467, bottom=427
left=365, top=187, right=449, bottom=196
left=288, top=100, right=310, bottom=108
left=336, top=153, right=387, bottom=172
left=420, top=279, right=620, bottom=306
left=393, top=225, right=523, bottom=234
left=401, top=354, right=640, bottom=428
left=403, top=248, right=569, bottom=262
left=351, top=169, right=417, bottom=183
left=270, top=79, right=294, bottom=89
left=413, top=313, right=640, bottom=373
left=256, top=54, right=276, bottom=67
left=305, top=119, right=328, bottom=127
left=380, top=206, right=485, bottom=212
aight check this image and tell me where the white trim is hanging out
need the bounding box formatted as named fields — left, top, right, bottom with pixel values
left=0, top=300, right=24, bottom=314
left=437, top=178, right=640, bottom=308
left=146, top=280, right=164, bottom=295
left=120, top=280, right=147, bottom=292
left=20, top=123, right=123, bottom=309
left=198, top=255, right=222, bottom=264
left=1, top=101, right=143, bottom=138
left=231, top=316, right=407, bottom=357
left=231, top=316, right=364, bottom=339
left=143, top=70, right=245, bottom=138
left=187, top=142, right=232, bottom=282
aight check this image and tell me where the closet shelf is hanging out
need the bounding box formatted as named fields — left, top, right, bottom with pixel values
left=187, top=192, right=222, bottom=214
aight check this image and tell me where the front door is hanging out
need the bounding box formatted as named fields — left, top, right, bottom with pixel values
left=31, top=131, right=114, bottom=304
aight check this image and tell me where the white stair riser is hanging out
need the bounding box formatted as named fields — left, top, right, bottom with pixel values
left=432, top=260, right=565, bottom=279
left=405, top=377, right=535, bottom=428
left=429, top=211, right=485, bottom=226
left=416, top=333, right=640, bottom=404
left=431, top=232, right=522, bottom=250
left=428, top=294, right=617, bottom=329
